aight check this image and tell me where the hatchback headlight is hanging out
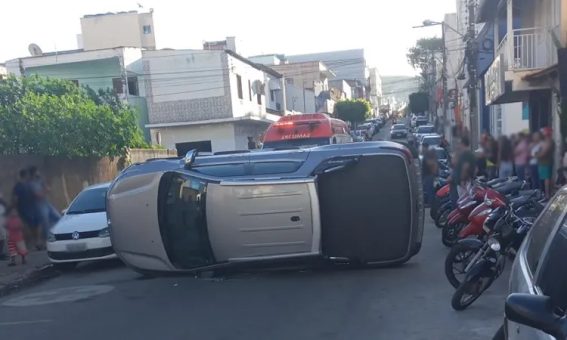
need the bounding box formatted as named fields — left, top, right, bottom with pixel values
left=98, top=227, right=110, bottom=238
left=47, top=231, right=56, bottom=243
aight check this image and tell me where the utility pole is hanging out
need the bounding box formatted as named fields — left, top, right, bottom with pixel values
left=441, top=25, right=449, bottom=143
left=466, top=0, right=479, bottom=148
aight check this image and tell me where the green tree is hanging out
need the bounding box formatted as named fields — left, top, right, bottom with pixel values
left=0, top=75, right=146, bottom=157
left=334, top=99, right=372, bottom=125
left=407, top=37, right=443, bottom=90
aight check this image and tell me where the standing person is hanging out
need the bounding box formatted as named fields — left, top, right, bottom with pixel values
left=529, top=131, right=542, bottom=190
left=514, top=132, right=530, bottom=181
left=475, top=147, right=488, bottom=178
left=0, top=194, right=7, bottom=260
left=5, top=206, right=28, bottom=266
left=537, top=127, right=555, bottom=199
left=11, top=169, right=39, bottom=248
left=498, top=136, right=514, bottom=179
left=29, top=166, right=60, bottom=248
left=450, top=136, right=477, bottom=206
left=485, top=136, right=498, bottom=179
left=421, top=143, right=436, bottom=205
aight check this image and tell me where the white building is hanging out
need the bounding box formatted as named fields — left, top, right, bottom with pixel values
left=79, top=11, right=156, bottom=51
left=143, top=49, right=282, bottom=154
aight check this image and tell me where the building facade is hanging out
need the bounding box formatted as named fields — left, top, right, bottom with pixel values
left=5, top=47, right=150, bottom=140
left=143, top=49, right=282, bottom=154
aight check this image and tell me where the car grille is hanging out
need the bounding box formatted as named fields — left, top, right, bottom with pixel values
left=48, top=247, right=114, bottom=260
left=54, top=230, right=100, bottom=241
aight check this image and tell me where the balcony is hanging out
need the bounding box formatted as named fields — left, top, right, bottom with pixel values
left=496, top=27, right=556, bottom=71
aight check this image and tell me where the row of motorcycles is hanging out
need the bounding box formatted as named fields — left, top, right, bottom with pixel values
left=430, top=173, right=547, bottom=311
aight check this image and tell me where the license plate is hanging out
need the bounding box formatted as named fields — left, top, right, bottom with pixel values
left=66, top=243, right=87, bottom=252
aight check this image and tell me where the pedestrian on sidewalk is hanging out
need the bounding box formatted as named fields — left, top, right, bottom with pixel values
left=486, top=135, right=498, bottom=179
left=12, top=169, right=40, bottom=249
left=29, top=166, right=60, bottom=249
left=450, top=136, right=476, bottom=206
left=529, top=131, right=542, bottom=190
left=498, top=136, right=514, bottom=179
left=537, top=127, right=555, bottom=199
left=514, top=132, right=530, bottom=181
left=0, top=194, right=7, bottom=260
left=5, top=206, right=28, bottom=266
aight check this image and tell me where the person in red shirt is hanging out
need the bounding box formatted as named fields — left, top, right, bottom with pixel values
left=5, top=206, right=28, bottom=266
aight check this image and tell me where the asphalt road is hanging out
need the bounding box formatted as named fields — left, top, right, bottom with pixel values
left=0, top=124, right=508, bottom=340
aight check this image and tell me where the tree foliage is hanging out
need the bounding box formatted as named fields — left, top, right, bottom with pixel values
left=407, top=37, right=443, bottom=89
left=334, top=99, right=372, bottom=125
left=0, top=75, right=146, bottom=157
left=409, top=92, right=429, bottom=114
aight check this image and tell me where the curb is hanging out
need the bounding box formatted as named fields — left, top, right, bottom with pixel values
left=0, top=264, right=59, bottom=298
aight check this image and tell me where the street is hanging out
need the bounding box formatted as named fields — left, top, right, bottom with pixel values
left=0, top=125, right=509, bottom=340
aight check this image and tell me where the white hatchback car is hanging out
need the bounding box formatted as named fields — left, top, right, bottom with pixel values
left=47, top=182, right=116, bottom=269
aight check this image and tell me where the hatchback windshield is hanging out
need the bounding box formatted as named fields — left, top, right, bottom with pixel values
left=422, top=136, right=441, bottom=146
left=417, top=126, right=435, bottom=134
left=66, top=187, right=108, bottom=214
left=392, top=125, right=405, bottom=130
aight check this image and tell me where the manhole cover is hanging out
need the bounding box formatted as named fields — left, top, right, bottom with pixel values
left=2, top=285, right=114, bottom=307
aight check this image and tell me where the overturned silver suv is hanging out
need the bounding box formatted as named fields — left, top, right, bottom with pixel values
left=107, top=142, right=424, bottom=275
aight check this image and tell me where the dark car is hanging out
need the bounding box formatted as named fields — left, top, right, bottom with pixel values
left=106, top=142, right=425, bottom=275
left=390, top=124, right=408, bottom=139
left=496, top=186, right=567, bottom=339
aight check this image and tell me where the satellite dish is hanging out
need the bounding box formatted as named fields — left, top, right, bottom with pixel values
left=28, top=43, right=43, bottom=56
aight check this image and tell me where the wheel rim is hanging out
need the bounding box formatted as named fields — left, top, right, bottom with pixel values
left=460, top=278, right=490, bottom=305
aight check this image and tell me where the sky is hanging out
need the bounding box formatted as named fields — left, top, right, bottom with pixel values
left=1, top=0, right=456, bottom=76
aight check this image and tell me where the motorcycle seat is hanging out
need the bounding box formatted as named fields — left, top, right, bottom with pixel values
left=496, top=182, right=523, bottom=195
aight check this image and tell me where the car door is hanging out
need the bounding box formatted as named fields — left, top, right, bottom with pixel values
left=508, top=189, right=567, bottom=340
left=206, top=179, right=319, bottom=261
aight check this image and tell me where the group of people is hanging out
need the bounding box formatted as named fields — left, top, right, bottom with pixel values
left=476, top=128, right=555, bottom=199
left=0, top=166, right=60, bottom=266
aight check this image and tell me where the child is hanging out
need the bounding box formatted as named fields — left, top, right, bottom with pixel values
left=5, top=206, right=28, bottom=266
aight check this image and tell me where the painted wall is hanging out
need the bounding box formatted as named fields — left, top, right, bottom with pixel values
left=143, top=49, right=232, bottom=124
left=287, top=49, right=368, bottom=85
left=27, top=59, right=121, bottom=90
left=150, top=123, right=237, bottom=153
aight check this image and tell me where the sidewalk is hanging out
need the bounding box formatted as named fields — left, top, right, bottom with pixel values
left=0, top=249, right=56, bottom=297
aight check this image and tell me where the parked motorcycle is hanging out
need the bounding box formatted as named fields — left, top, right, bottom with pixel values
left=444, top=189, right=543, bottom=288
left=449, top=206, right=534, bottom=311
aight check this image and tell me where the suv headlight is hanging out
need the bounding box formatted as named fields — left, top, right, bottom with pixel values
left=98, top=227, right=111, bottom=238
left=47, top=231, right=56, bottom=243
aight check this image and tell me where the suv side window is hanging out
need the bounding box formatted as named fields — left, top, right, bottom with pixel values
left=537, top=221, right=567, bottom=311
left=526, top=189, right=567, bottom=272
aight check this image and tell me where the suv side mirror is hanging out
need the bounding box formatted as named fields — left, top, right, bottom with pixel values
left=505, top=293, right=567, bottom=339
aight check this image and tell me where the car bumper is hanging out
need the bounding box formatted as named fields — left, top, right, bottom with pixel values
left=390, top=133, right=406, bottom=138
left=47, top=237, right=116, bottom=263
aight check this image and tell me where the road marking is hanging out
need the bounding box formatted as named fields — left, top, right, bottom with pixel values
left=2, top=285, right=114, bottom=307
left=0, top=320, right=53, bottom=326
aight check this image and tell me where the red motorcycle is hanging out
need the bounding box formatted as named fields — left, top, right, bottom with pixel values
left=441, top=186, right=487, bottom=247
left=457, top=189, right=507, bottom=239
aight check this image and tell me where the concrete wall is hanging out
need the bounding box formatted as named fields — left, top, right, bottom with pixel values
left=81, top=12, right=155, bottom=51
left=150, top=123, right=237, bottom=153
left=0, top=149, right=173, bottom=211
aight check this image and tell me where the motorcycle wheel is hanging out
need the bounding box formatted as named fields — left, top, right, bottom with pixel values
left=442, top=222, right=465, bottom=247
left=435, top=207, right=450, bottom=229
left=451, top=276, right=492, bottom=311
left=445, top=242, right=482, bottom=288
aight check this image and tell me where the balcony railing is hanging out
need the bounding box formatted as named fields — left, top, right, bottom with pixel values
left=496, top=27, right=555, bottom=71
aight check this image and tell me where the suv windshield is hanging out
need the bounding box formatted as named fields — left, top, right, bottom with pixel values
left=417, top=126, right=435, bottom=133
left=66, top=187, right=107, bottom=214
left=392, top=125, right=405, bottom=130
left=422, top=137, right=441, bottom=145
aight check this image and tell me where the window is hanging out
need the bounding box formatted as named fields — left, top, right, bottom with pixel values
left=537, top=221, right=567, bottom=311
left=526, top=190, right=567, bottom=272
left=112, top=76, right=139, bottom=96
left=257, top=93, right=262, bottom=105
left=286, top=78, right=294, bottom=85
left=67, top=187, right=107, bottom=214
left=143, top=25, right=152, bottom=34
left=248, top=80, right=252, bottom=101
left=270, top=90, right=276, bottom=102
left=236, top=75, right=243, bottom=99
